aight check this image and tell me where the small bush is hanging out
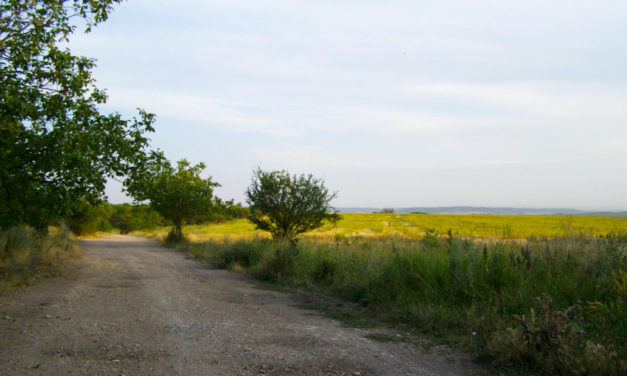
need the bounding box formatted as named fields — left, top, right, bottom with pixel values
left=421, top=228, right=440, bottom=248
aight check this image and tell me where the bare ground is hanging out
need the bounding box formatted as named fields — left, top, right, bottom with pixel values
left=0, top=235, right=488, bottom=375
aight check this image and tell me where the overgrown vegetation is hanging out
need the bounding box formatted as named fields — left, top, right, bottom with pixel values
left=0, top=226, right=81, bottom=291
left=164, top=223, right=627, bottom=375
left=64, top=199, right=114, bottom=235
left=107, top=203, right=165, bottom=234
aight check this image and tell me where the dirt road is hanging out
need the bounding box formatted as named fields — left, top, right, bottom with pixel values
left=0, top=235, right=486, bottom=375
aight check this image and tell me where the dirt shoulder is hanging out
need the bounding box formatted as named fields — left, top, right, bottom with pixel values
left=0, top=235, right=487, bottom=375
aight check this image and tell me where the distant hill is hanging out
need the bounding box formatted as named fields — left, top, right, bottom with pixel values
left=579, top=212, right=627, bottom=218
left=337, top=206, right=605, bottom=216
left=396, top=206, right=590, bottom=215
left=337, top=207, right=382, bottom=213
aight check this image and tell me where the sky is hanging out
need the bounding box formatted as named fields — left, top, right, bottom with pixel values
left=68, top=0, right=627, bottom=210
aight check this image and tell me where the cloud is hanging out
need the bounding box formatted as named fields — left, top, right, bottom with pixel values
left=102, top=88, right=300, bottom=137
left=405, top=82, right=627, bottom=121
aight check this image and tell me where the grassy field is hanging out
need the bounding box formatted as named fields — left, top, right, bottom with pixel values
left=142, top=213, right=627, bottom=375
left=144, top=213, right=627, bottom=242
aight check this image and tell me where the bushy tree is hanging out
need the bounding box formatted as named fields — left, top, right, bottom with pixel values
left=126, top=158, right=219, bottom=242
left=246, top=169, right=340, bottom=241
left=0, top=0, right=155, bottom=231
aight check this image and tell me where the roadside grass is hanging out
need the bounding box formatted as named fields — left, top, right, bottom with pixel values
left=150, top=215, right=627, bottom=376
left=0, top=226, right=81, bottom=292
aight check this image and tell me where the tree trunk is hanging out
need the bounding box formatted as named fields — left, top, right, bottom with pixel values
left=174, top=219, right=183, bottom=242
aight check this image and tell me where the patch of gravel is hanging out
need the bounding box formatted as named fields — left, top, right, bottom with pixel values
left=0, top=235, right=488, bottom=375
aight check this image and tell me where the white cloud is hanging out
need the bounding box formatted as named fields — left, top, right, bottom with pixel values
left=405, top=82, right=627, bottom=121
left=102, top=88, right=300, bottom=136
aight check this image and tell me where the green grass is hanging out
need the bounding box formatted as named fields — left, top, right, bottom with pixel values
left=144, top=214, right=627, bottom=375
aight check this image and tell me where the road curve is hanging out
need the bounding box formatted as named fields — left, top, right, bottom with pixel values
left=0, top=235, right=485, bottom=375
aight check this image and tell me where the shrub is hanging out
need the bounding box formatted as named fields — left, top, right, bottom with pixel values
left=246, top=168, right=340, bottom=241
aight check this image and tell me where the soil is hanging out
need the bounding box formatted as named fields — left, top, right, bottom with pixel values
left=0, top=235, right=488, bottom=375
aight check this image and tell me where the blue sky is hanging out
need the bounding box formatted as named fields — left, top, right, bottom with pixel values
left=69, top=0, right=627, bottom=210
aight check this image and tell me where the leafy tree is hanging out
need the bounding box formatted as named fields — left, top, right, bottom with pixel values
left=126, top=158, right=219, bottom=243
left=246, top=169, right=340, bottom=241
left=0, top=0, right=156, bottom=231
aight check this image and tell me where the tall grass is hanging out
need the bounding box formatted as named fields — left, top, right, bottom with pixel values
left=173, top=230, right=627, bottom=375
left=0, top=226, right=81, bottom=291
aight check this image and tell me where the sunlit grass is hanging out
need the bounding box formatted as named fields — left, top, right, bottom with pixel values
left=139, top=213, right=627, bottom=243
left=323, top=213, right=627, bottom=238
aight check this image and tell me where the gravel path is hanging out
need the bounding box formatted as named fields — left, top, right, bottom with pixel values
left=0, top=235, right=487, bottom=375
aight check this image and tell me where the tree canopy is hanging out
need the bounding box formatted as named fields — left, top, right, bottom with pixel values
left=0, top=0, right=156, bottom=230
left=246, top=169, right=340, bottom=241
left=126, top=158, right=219, bottom=243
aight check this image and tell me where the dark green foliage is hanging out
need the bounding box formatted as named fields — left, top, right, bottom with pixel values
left=63, top=199, right=113, bottom=235
left=126, top=158, right=219, bottom=242
left=246, top=169, right=340, bottom=241
left=312, top=258, right=338, bottom=285
left=212, top=241, right=265, bottom=269
left=218, top=199, right=250, bottom=221
left=0, top=0, right=155, bottom=230
left=108, top=203, right=164, bottom=234
left=193, top=198, right=250, bottom=224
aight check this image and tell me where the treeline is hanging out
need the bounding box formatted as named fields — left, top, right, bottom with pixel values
left=64, top=200, right=249, bottom=236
